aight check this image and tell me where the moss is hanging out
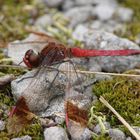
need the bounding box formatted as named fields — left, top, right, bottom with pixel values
left=117, top=0, right=140, bottom=21
left=12, top=121, right=43, bottom=140
left=92, top=76, right=140, bottom=127
left=116, top=0, right=140, bottom=41
left=0, top=67, right=26, bottom=76
left=0, top=51, right=27, bottom=76
left=0, top=120, right=43, bottom=140
left=0, top=0, right=46, bottom=44
left=0, top=85, right=43, bottom=139
left=92, top=134, right=111, bottom=140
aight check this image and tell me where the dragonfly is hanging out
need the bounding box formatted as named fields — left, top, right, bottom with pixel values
left=10, top=31, right=140, bottom=129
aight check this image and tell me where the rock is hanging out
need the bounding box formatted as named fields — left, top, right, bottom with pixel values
left=116, top=7, right=134, bottom=22
left=43, top=0, right=64, bottom=8
left=0, top=120, right=5, bottom=131
left=108, top=129, right=126, bottom=140
left=41, top=87, right=92, bottom=119
left=35, top=15, right=52, bottom=29
left=133, top=126, right=140, bottom=135
left=83, top=30, right=139, bottom=50
left=90, top=20, right=123, bottom=33
left=94, top=4, right=116, bottom=21
left=44, top=126, right=69, bottom=140
left=7, top=34, right=48, bottom=65
left=75, top=0, right=117, bottom=6
left=126, top=137, right=132, bottom=140
left=11, top=67, right=66, bottom=112
left=62, top=0, right=75, bottom=11
left=93, top=121, right=111, bottom=134
left=11, top=61, right=92, bottom=114
left=81, top=128, right=92, bottom=140
left=64, top=6, right=95, bottom=28
left=41, top=95, right=65, bottom=118
left=68, top=120, right=92, bottom=140
left=74, top=0, right=96, bottom=6
left=11, top=135, right=32, bottom=140
left=72, top=25, right=89, bottom=41
left=82, top=30, right=140, bottom=72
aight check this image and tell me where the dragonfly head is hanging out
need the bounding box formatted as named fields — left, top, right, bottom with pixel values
left=23, top=49, right=40, bottom=68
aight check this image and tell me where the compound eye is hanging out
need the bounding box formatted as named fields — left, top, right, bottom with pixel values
left=25, top=49, right=33, bottom=59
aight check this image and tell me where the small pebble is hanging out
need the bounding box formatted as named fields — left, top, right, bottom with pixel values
left=0, top=120, right=5, bottom=131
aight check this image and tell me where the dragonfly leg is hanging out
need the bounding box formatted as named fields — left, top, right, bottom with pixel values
left=58, top=59, right=84, bottom=93
left=16, top=68, right=41, bottom=83
left=46, top=65, right=62, bottom=91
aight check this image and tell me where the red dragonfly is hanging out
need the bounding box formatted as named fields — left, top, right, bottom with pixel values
left=11, top=31, right=140, bottom=128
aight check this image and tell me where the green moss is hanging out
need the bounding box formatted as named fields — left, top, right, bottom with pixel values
left=0, top=0, right=46, bottom=44
left=92, top=76, right=140, bottom=126
left=0, top=67, right=26, bottom=76
left=13, top=121, right=43, bottom=140
left=117, top=0, right=140, bottom=21
left=122, top=22, right=140, bottom=41
left=0, top=120, right=43, bottom=140
left=116, top=0, right=140, bottom=41
left=0, top=51, right=27, bottom=76
left=92, top=134, right=111, bottom=140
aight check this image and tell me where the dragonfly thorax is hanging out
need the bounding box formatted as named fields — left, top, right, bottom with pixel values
left=23, top=49, right=41, bottom=68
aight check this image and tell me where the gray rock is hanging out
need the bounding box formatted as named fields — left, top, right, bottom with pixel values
left=41, top=95, right=65, bottom=118
left=94, top=4, right=116, bottom=21
left=108, top=129, right=126, bottom=140
left=0, top=120, right=5, bottom=131
left=68, top=121, right=92, bottom=140
left=11, top=67, right=67, bottom=112
left=62, top=0, right=75, bottom=11
left=126, top=137, right=132, bottom=140
left=90, top=20, right=124, bottom=33
left=35, top=15, right=52, bottom=29
left=72, top=25, right=89, bottom=41
left=75, top=0, right=117, bottom=6
left=43, top=0, right=64, bottom=8
left=80, top=128, right=92, bottom=140
left=11, top=61, right=92, bottom=115
left=74, top=0, right=96, bottom=6
left=44, top=126, right=69, bottom=140
left=41, top=88, right=92, bottom=119
left=64, top=6, right=96, bottom=28
left=83, top=30, right=139, bottom=50
left=11, top=135, right=32, bottom=140
left=82, top=30, right=140, bottom=72
left=8, top=34, right=48, bottom=65
left=133, top=126, right=140, bottom=135
left=116, top=7, right=133, bottom=22
left=93, top=121, right=111, bottom=134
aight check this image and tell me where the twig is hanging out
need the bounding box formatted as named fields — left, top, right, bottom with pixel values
left=10, top=41, right=48, bottom=45
left=1, top=64, right=139, bottom=78
left=0, top=64, right=29, bottom=69
left=99, top=96, right=140, bottom=140
left=25, top=28, right=52, bottom=38
left=58, top=69, right=140, bottom=77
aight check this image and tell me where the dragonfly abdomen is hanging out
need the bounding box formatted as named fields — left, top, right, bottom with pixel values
left=70, top=47, right=140, bottom=57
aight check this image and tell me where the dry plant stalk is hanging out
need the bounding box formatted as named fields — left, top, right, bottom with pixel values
left=99, top=96, right=140, bottom=140
left=59, top=69, right=140, bottom=78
